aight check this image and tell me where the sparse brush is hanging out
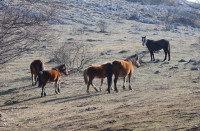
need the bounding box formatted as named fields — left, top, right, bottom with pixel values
left=96, top=20, right=108, bottom=33
left=53, top=41, right=97, bottom=72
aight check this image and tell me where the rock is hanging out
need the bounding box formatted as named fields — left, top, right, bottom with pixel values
left=85, top=107, right=97, bottom=111
left=191, top=67, right=199, bottom=71
left=154, top=70, right=160, bottom=74
left=189, top=59, right=197, bottom=63
left=67, top=38, right=74, bottom=41
left=41, top=45, right=46, bottom=49
left=119, top=50, right=128, bottom=54
left=100, top=50, right=111, bottom=55
left=170, top=65, right=179, bottom=70
left=153, top=51, right=161, bottom=54
left=179, top=59, right=186, bottom=62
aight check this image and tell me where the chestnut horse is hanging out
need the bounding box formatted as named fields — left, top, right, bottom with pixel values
left=84, top=63, right=112, bottom=93
left=142, top=36, right=170, bottom=61
left=107, top=54, right=140, bottom=93
left=38, top=64, right=68, bottom=97
left=30, top=59, right=45, bottom=86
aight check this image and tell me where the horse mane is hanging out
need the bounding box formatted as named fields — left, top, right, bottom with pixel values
left=52, top=64, right=66, bottom=71
left=124, top=54, right=138, bottom=62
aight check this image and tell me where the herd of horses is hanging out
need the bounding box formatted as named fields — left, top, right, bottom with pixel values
left=30, top=37, right=171, bottom=97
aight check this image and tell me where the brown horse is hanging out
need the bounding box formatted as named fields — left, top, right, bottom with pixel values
left=38, top=64, right=68, bottom=97
left=84, top=63, right=112, bottom=93
left=107, top=54, right=140, bottom=93
left=142, top=36, right=171, bottom=61
left=30, top=59, right=45, bottom=86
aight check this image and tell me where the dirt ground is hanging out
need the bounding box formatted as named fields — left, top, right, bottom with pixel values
left=0, top=19, right=200, bottom=131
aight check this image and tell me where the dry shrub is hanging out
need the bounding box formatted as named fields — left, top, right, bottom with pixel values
left=53, top=41, right=97, bottom=71
left=96, top=20, right=108, bottom=33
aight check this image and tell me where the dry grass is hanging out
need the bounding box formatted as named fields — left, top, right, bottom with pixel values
left=0, top=19, right=200, bottom=131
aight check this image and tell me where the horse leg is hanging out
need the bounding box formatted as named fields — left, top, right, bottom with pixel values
left=163, top=50, right=167, bottom=61
left=91, top=82, right=99, bottom=92
left=41, top=81, right=47, bottom=97
left=122, top=77, right=126, bottom=90
left=152, top=52, right=155, bottom=61
left=87, top=77, right=96, bottom=93
left=99, top=78, right=104, bottom=92
left=41, top=85, right=46, bottom=97
left=31, top=74, right=34, bottom=86
left=57, top=81, right=60, bottom=93
left=168, top=50, right=170, bottom=61
left=128, top=73, right=133, bottom=90
left=114, top=75, right=119, bottom=93
left=55, top=81, right=58, bottom=94
left=150, top=51, right=153, bottom=61
left=34, top=75, right=37, bottom=86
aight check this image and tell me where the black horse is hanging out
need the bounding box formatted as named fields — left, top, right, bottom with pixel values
left=142, top=36, right=171, bottom=61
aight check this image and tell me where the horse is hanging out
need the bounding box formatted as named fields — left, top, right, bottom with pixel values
left=30, top=59, right=45, bottom=86
left=107, top=54, right=140, bottom=93
left=83, top=63, right=112, bottom=93
left=38, top=64, right=68, bottom=97
left=142, top=36, right=171, bottom=61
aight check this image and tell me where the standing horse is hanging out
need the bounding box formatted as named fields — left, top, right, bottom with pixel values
left=30, top=59, right=45, bottom=86
left=38, top=64, right=68, bottom=97
left=107, top=54, right=140, bottom=93
left=142, top=36, right=171, bottom=61
left=84, top=63, right=112, bottom=93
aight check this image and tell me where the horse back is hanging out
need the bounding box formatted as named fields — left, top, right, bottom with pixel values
left=112, top=60, right=133, bottom=77
left=43, top=70, right=61, bottom=82
left=30, top=60, right=45, bottom=74
left=87, top=63, right=108, bottom=78
left=147, top=39, right=169, bottom=51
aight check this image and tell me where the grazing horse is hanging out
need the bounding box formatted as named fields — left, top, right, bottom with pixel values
left=30, top=59, right=45, bottom=86
left=38, top=64, right=68, bottom=97
left=107, top=54, right=140, bottom=93
left=84, top=63, right=112, bottom=93
left=142, top=36, right=170, bottom=61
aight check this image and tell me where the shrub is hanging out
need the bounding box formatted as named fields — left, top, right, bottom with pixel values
left=96, top=20, right=108, bottom=33
left=53, top=41, right=97, bottom=71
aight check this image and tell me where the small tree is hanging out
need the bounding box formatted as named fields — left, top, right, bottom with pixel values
left=164, top=8, right=177, bottom=31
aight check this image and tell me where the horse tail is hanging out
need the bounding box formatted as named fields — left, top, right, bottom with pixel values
left=83, top=68, right=88, bottom=85
left=39, top=60, right=44, bottom=71
left=106, top=63, right=113, bottom=92
left=38, top=71, right=43, bottom=87
left=168, top=42, right=171, bottom=60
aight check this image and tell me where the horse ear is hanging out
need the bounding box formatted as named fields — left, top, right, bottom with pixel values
left=135, top=55, right=139, bottom=60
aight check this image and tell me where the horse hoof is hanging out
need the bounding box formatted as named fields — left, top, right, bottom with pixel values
left=122, top=86, right=125, bottom=90
left=44, top=93, right=46, bottom=96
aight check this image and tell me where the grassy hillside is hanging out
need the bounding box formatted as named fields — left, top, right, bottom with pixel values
left=0, top=0, right=200, bottom=130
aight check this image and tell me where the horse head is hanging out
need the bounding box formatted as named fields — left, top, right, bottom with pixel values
left=125, top=54, right=140, bottom=68
left=134, top=55, right=140, bottom=68
left=61, top=64, right=68, bottom=76
left=52, top=64, right=68, bottom=76
left=142, top=36, right=146, bottom=46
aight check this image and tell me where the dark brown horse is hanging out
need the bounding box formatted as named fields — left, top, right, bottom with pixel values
left=107, top=54, right=140, bottom=93
left=142, top=36, right=170, bottom=61
left=30, top=59, right=45, bottom=86
left=84, top=63, right=112, bottom=93
left=38, top=64, right=68, bottom=97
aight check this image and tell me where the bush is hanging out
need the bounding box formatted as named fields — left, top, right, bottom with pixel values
left=96, top=20, right=108, bottom=33
left=53, top=41, right=97, bottom=71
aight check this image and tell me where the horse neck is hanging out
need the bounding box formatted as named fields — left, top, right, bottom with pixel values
left=127, top=59, right=135, bottom=67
